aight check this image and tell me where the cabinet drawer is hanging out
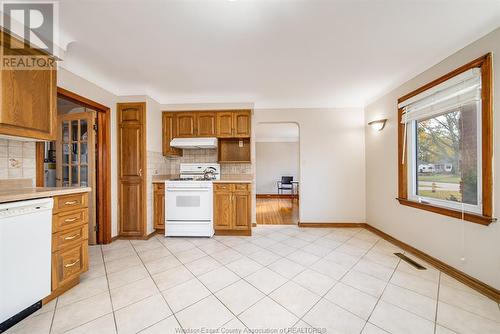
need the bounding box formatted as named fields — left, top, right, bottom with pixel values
left=53, top=241, right=87, bottom=289
left=52, top=225, right=88, bottom=252
left=214, top=183, right=232, bottom=191
left=53, top=193, right=88, bottom=214
left=233, top=183, right=250, bottom=192
left=53, top=209, right=87, bottom=233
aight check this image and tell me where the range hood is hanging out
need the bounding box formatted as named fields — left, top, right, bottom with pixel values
left=170, top=137, right=218, bottom=149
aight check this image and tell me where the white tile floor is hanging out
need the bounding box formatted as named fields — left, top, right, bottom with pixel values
left=6, top=225, right=500, bottom=334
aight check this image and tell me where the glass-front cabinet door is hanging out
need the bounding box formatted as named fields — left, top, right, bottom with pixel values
left=58, top=115, right=94, bottom=187
left=56, top=110, right=97, bottom=244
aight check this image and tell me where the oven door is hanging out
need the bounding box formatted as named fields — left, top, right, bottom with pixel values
left=166, top=187, right=212, bottom=221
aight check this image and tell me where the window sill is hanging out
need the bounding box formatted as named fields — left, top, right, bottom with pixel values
left=396, top=197, right=496, bottom=226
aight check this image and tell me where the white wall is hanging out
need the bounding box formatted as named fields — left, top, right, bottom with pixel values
left=57, top=76, right=165, bottom=238
left=254, top=108, right=366, bottom=223
left=364, top=27, right=500, bottom=289
left=58, top=66, right=120, bottom=237
left=256, top=141, right=299, bottom=194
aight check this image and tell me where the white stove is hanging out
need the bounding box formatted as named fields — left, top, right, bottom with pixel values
left=165, top=163, right=220, bottom=237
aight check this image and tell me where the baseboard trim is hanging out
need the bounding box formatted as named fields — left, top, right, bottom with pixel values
left=215, top=229, right=252, bottom=236
left=43, top=276, right=79, bottom=304
left=112, top=231, right=156, bottom=241
left=364, top=224, right=500, bottom=303
left=298, top=222, right=365, bottom=228
left=257, top=194, right=299, bottom=199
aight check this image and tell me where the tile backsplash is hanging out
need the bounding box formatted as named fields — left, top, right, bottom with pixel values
left=167, top=149, right=252, bottom=175
left=0, top=139, right=36, bottom=183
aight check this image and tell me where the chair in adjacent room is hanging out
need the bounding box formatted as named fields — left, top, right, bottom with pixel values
left=277, top=176, right=294, bottom=194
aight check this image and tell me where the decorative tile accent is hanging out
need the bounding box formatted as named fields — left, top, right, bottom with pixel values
left=0, top=140, right=36, bottom=183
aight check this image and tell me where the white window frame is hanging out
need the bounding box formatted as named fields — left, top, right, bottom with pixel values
left=406, top=101, right=483, bottom=214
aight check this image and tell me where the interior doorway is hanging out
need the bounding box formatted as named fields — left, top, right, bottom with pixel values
left=36, top=88, right=111, bottom=244
left=255, top=122, right=300, bottom=225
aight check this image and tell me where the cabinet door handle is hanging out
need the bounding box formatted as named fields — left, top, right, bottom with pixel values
left=64, top=218, right=77, bottom=223
left=64, top=201, right=77, bottom=205
left=64, top=233, right=80, bottom=240
left=64, top=259, right=80, bottom=268
left=139, top=168, right=143, bottom=177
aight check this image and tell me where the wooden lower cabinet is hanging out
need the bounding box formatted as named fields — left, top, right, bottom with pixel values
left=154, top=183, right=165, bottom=231
left=45, top=192, right=89, bottom=302
left=213, top=183, right=251, bottom=236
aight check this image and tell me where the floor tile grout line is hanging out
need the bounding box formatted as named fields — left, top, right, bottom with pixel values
left=130, top=238, right=187, bottom=334
left=170, top=234, right=318, bottom=331
left=433, top=272, right=441, bottom=334
left=100, top=242, right=120, bottom=334
left=47, top=292, right=59, bottom=334
left=295, top=232, right=384, bottom=331
left=160, top=239, right=253, bottom=332
left=434, top=284, right=500, bottom=324
left=47, top=227, right=500, bottom=334
left=52, top=245, right=117, bottom=334
left=358, top=238, right=402, bottom=333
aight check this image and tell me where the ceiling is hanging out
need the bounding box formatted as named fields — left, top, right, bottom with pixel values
left=59, top=0, right=500, bottom=108
left=256, top=123, right=299, bottom=142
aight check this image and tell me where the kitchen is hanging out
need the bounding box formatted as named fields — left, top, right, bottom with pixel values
left=1, top=1, right=500, bottom=334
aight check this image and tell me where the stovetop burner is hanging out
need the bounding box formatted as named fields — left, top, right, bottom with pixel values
left=169, top=177, right=214, bottom=181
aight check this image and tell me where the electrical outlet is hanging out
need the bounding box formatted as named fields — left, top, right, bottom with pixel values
left=239, top=140, right=243, bottom=148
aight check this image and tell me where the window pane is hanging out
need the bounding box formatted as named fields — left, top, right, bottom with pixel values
left=71, top=120, right=78, bottom=141
left=416, top=103, right=478, bottom=205
left=81, top=120, right=88, bottom=142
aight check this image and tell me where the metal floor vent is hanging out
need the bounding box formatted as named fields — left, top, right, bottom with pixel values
left=394, top=253, right=427, bottom=270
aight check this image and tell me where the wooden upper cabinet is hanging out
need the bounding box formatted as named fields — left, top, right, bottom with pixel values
left=176, top=112, right=196, bottom=137
left=196, top=112, right=216, bottom=137
left=216, top=112, right=234, bottom=138
left=162, top=112, right=182, bottom=156
left=216, top=110, right=251, bottom=138
left=0, top=32, right=57, bottom=140
left=234, top=111, right=251, bottom=137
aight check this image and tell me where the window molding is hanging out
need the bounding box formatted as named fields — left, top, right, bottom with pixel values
left=397, top=53, right=495, bottom=226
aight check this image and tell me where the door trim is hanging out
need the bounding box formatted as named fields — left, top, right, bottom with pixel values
left=36, top=87, right=112, bottom=244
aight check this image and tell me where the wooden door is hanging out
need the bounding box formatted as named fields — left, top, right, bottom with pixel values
left=118, top=102, right=146, bottom=237
left=56, top=111, right=97, bottom=244
left=0, top=32, right=57, bottom=140
left=153, top=183, right=165, bottom=230
left=196, top=112, right=216, bottom=137
left=233, top=185, right=251, bottom=230
left=176, top=112, right=196, bottom=137
left=214, top=186, right=232, bottom=230
left=234, top=111, right=251, bottom=137
left=162, top=112, right=182, bottom=156
left=216, top=112, right=234, bottom=137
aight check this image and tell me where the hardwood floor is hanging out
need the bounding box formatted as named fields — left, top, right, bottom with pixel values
left=256, top=197, right=299, bottom=225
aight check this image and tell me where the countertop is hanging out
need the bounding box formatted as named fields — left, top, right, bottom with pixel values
left=152, top=174, right=253, bottom=184
left=0, top=187, right=91, bottom=204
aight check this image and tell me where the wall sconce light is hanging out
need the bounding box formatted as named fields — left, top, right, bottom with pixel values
left=368, top=119, right=387, bottom=131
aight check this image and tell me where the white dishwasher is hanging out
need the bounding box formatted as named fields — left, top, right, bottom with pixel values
left=0, top=198, right=53, bottom=332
